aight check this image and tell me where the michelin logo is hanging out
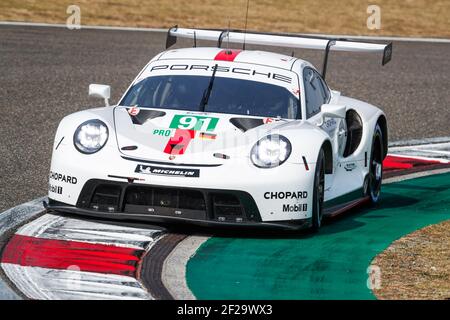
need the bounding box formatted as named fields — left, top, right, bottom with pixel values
left=135, top=165, right=200, bottom=178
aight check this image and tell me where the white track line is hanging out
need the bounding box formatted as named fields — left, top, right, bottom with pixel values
left=1, top=21, right=450, bottom=43
left=162, top=236, right=209, bottom=300
left=384, top=167, right=450, bottom=184
left=388, top=139, right=450, bottom=163
left=0, top=21, right=166, bottom=32
left=389, top=136, right=450, bottom=147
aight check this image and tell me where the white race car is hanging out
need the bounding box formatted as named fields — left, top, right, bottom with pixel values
left=46, top=28, right=392, bottom=230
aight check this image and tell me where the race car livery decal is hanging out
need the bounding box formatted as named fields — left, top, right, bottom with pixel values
left=199, top=132, right=217, bottom=140
left=169, top=115, right=219, bottom=132
left=49, top=185, right=63, bottom=195
left=214, top=49, right=242, bottom=62
left=148, top=64, right=294, bottom=85
left=162, top=115, right=220, bottom=154
left=292, top=88, right=301, bottom=96
left=283, top=203, right=308, bottom=212
left=135, top=164, right=200, bottom=177
left=264, top=191, right=308, bottom=200
left=153, top=129, right=174, bottom=137
left=164, top=129, right=195, bottom=155
left=49, top=171, right=78, bottom=184
left=128, top=106, right=140, bottom=116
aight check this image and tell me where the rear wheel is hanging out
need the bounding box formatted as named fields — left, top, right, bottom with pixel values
left=311, top=149, right=325, bottom=231
left=367, top=124, right=384, bottom=203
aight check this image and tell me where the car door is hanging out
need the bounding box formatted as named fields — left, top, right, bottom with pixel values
left=303, top=67, right=347, bottom=157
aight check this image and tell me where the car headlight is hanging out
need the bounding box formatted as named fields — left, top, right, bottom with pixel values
left=250, top=134, right=291, bottom=168
left=73, top=119, right=109, bottom=154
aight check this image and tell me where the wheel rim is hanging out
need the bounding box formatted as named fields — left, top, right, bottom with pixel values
left=370, top=137, right=383, bottom=198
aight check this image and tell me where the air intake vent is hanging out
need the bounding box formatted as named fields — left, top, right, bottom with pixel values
left=90, top=185, right=122, bottom=212
left=211, top=193, right=245, bottom=222
left=124, top=186, right=206, bottom=211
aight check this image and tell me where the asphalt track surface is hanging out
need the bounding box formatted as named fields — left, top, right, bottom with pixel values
left=1, top=25, right=450, bottom=214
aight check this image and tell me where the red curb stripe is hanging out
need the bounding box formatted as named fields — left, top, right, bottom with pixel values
left=214, top=49, right=242, bottom=61
left=383, top=155, right=441, bottom=172
left=1, top=235, right=143, bottom=277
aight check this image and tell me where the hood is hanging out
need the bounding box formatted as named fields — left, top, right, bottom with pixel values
left=114, top=107, right=294, bottom=164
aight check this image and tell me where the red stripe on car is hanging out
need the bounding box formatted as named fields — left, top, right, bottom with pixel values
left=214, top=49, right=242, bottom=62
left=1, top=235, right=142, bottom=277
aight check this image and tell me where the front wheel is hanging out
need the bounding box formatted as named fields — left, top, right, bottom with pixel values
left=311, top=149, right=325, bottom=231
left=367, top=124, right=384, bottom=203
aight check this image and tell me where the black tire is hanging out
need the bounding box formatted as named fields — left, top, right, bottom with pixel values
left=367, top=124, right=384, bottom=203
left=311, top=149, right=325, bottom=231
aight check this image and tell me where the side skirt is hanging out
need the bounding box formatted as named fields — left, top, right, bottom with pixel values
left=323, top=188, right=370, bottom=219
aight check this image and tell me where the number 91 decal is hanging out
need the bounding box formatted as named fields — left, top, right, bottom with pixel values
left=169, top=115, right=219, bottom=132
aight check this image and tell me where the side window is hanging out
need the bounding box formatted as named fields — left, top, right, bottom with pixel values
left=303, top=68, right=329, bottom=118
left=317, top=73, right=331, bottom=103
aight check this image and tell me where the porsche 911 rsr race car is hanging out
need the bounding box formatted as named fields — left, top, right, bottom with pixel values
left=46, top=28, right=392, bottom=231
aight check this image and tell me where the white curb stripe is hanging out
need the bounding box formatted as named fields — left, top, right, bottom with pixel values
left=1, top=265, right=150, bottom=300
left=389, top=136, right=450, bottom=147
left=0, top=197, right=46, bottom=235
left=388, top=139, right=450, bottom=163
left=16, top=213, right=162, bottom=249
left=387, top=153, right=450, bottom=164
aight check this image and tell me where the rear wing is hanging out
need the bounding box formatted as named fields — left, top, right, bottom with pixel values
left=166, top=26, right=392, bottom=79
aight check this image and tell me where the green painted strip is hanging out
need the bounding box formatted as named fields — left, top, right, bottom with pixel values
left=186, top=173, right=450, bottom=299
left=324, top=187, right=364, bottom=209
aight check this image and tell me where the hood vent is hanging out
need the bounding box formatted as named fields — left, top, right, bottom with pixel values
left=230, top=117, right=265, bottom=132
left=129, top=109, right=166, bottom=125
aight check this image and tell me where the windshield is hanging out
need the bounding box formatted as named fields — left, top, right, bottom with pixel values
left=120, top=75, right=301, bottom=119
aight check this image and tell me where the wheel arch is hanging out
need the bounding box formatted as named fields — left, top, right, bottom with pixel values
left=376, top=115, right=388, bottom=159
left=322, top=140, right=333, bottom=174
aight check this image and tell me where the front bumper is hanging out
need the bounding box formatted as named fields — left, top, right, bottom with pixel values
left=47, top=179, right=311, bottom=230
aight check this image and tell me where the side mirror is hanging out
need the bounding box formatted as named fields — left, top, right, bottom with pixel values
left=317, top=104, right=346, bottom=126
left=321, top=104, right=346, bottom=119
left=89, top=84, right=111, bottom=107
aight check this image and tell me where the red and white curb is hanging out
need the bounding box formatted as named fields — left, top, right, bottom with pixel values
left=1, top=214, right=163, bottom=300
left=0, top=197, right=47, bottom=300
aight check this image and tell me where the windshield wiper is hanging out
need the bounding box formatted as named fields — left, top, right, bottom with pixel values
left=199, top=64, right=218, bottom=112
